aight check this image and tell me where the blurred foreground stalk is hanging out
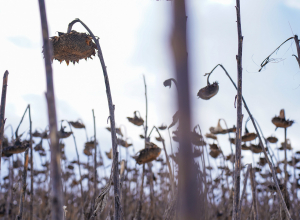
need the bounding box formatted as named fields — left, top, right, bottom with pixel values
left=38, top=1, right=63, bottom=219
left=172, top=0, right=203, bottom=219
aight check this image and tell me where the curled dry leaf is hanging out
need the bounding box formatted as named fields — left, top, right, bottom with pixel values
left=272, top=109, right=294, bottom=129
left=134, top=143, right=162, bottom=165
left=197, top=82, right=219, bottom=100
left=163, top=78, right=177, bottom=88
left=49, top=30, right=97, bottom=65
left=127, top=111, right=144, bottom=126
left=205, top=133, right=217, bottom=140
left=69, top=120, right=85, bottom=129
left=106, top=149, right=113, bottom=160
left=191, top=130, right=206, bottom=146
left=169, top=111, right=179, bottom=129
left=117, top=138, right=132, bottom=148
left=106, top=127, right=123, bottom=137
left=120, top=160, right=125, bottom=176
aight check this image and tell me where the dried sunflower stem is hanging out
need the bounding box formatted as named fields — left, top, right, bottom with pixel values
left=16, top=105, right=32, bottom=220
left=258, top=37, right=294, bottom=72
left=232, top=1, right=244, bottom=219
left=293, top=35, right=300, bottom=69
left=206, top=64, right=291, bottom=219
left=92, top=109, right=97, bottom=207
left=143, top=75, right=156, bottom=219
left=16, top=148, right=29, bottom=220
left=249, top=164, right=259, bottom=220
left=238, top=164, right=251, bottom=215
left=155, top=126, right=174, bottom=194
left=67, top=122, right=84, bottom=219
left=29, top=105, right=33, bottom=220
left=38, top=1, right=63, bottom=219
left=134, top=164, right=145, bottom=220
left=0, top=71, right=9, bottom=169
left=67, top=18, right=121, bottom=219
left=292, top=153, right=299, bottom=220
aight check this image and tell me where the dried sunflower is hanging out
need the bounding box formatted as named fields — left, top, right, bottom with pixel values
left=266, top=136, right=278, bottom=144
left=69, top=120, right=85, bottom=129
left=272, top=109, right=294, bottom=129
left=197, top=82, right=219, bottom=100
left=127, top=111, right=144, bottom=126
left=134, top=143, right=161, bottom=165
left=209, top=149, right=222, bottom=158
left=49, top=30, right=97, bottom=65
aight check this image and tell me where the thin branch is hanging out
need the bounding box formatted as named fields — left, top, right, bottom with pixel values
left=259, top=37, right=294, bottom=71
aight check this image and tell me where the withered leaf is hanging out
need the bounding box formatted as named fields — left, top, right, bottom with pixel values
left=169, top=111, right=179, bottom=129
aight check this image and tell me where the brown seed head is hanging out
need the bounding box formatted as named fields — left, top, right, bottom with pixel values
left=197, top=82, right=219, bottom=100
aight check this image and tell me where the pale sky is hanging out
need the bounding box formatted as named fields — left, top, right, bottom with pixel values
left=1, top=0, right=300, bottom=178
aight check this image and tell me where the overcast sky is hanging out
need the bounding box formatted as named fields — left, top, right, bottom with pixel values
left=1, top=0, right=300, bottom=177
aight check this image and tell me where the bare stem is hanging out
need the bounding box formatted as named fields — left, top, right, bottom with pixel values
left=233, top=1, right=244, bottom=219
left=29, top=105, right=33, bottom=220
left=16, top=147, right=29, bottom=220
left=238, top=164, right=251, bottom=215
left=67, top=122, right=84, bottom=219
left=249, top=164, right=259, bottom=220
left=92, top=110, right=97, bottom=205
left=0, top=71, right=9, bottom=169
